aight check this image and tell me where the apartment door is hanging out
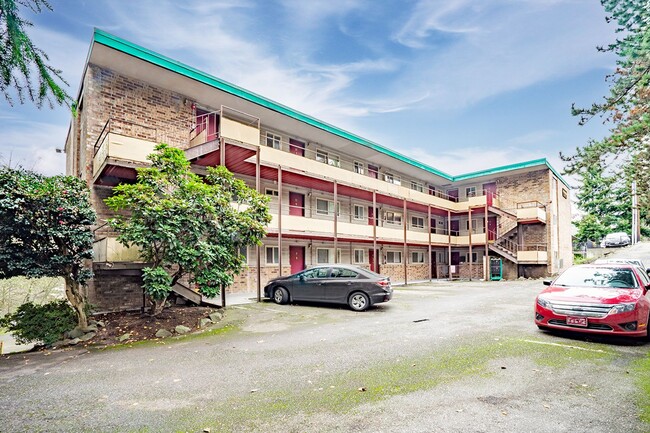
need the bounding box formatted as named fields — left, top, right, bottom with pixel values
left=428, top=185, right=436, bottom=196
left=289, top=246, right=305, bottom=274
left=431, top=252, right=437, bottom=279
left=367, top=164, right=379, bottom=179
left=483, top=182, right=497, bottom=206
left=369, top=249, right=380, bottom=273
left=289, top=192, right=304, bottom=216
left=447, top=189, right=459, bottom=202
left=450, top=220, right=460, bottom=236
left=487, top=216, right=497, bottom=241
left=451, top=252, right=460, bottom=266
left=289, top=139, right=305, bottom=156
left=368, top=206, right=378, bottom=226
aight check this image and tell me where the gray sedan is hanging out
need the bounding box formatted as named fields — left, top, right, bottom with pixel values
left=263, top=265, right=393, bottom=311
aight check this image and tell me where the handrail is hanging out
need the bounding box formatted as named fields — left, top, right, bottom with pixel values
left=93, top=118, right=158, bottom=157
left=93, top=119, right=111, bottom=157
left=517, top=200, right=545, bottom=209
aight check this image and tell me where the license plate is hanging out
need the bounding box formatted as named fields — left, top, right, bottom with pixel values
left=566, top=316, right=588, bottom=327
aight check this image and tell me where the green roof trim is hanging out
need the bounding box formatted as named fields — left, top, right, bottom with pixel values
left=453, top=158, right=571, bottom=189
left=90, top=29, right=570, bottom=189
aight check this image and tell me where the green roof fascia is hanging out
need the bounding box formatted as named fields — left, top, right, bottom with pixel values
left=91, top=29, right=453, bottom=180
left=452, top=158, right=571, bottom=189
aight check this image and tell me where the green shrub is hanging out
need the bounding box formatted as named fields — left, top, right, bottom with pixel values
left=0, top=300, right=76, bottom=345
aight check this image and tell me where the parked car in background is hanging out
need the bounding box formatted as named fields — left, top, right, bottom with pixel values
left=594, top=258, right=648, bottom=274
left=535, top=264, right=650, bottom=339
left=600, top=232, right=631, bottom=248
left=264, top=265, right=392, bottom=311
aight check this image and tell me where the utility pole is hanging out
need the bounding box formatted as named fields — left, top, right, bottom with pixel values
left=632, top=181, right=640, bottom=244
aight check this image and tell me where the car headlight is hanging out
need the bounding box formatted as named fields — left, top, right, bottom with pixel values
left=609, top=303, right=636, bottom=314
left=536, top=297, right=550, bottom=308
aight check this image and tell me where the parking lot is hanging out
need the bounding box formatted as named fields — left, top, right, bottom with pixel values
left=1, top=266, right=649, bottom=432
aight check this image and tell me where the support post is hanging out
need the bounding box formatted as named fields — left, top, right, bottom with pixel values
left=256, top=147, right=261, bottom=302
left=278, top=166, right=283, bottom=276
left=334, top=180, right=338, bottom=263
left=468, top=208, right=473, bottom=281
left=403, top=199, right=408, bottom=285
left=484, top=201, right=489, bottom=281
left=428, top=205, right=432, bottom=281
left=447, top=209, right=452, bottom=281
left=373, top=191, right=377, bottom=272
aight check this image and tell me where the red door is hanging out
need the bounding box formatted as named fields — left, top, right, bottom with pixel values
left=368, top=206, right=378, bottom=226
left=369, top=249, right=380, bottom=273
left=368, top=165, right=379, bottom=179
left=447, top=189, right=459, bottom=202
left=289, top=192, right=304, bottom=216
left=483, top=182, right=497, bottom=206
left=487, top=216, right=497, bottom=241
left=450, top=220, right=460, bottom=236
left=289, top=139, right=305, bottom=156
left=290, top=246, right=305, bottom=274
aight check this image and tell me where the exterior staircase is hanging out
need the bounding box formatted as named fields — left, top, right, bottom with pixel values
left=488, top=203, right=519, bottom=264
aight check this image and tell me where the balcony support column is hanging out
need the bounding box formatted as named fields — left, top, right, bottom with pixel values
left=403, top=199, right=407, bottom=285
left=278, top=166, right=283, bottom=276
left=484, top=201, right=489, bottom=281
left=428, top=205, right=432, bottom=281
left=373, top=191, right=377, bottom=272
left=447, top=210, right=452, bottom=281
left=256, top=147, right=261, bottom=302
left=468, top=208, right=473, bottom=281
left=219, top=137, right=225, bottom=166
left=334, top=180, right=338, bottom=263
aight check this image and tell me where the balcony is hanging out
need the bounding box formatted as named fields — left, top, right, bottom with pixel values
left=516, top=201, right=547, bottom=224
left=93, top=236, right=142, bottom=263
left=256, top=145, right=488, bottom=212
left=517, top=244, right=548, bottom=264
left=92, top=119, right=158, bottom=185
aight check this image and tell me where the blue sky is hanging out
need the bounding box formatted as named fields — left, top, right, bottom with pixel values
left=0, top=0, right=617, bottom=181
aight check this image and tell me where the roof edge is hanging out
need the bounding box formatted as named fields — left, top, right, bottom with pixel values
left=453, top=158, right=571, bottom=189
left=91, top=29, right=454, bottom=180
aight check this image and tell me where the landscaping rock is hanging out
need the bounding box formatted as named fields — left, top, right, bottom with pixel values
left=68, top=338, right=81, bottom=345
left=175, top=325, right=191, bottom=335
left=81, top=325, right=98, bottom=333
left=118, top=333, right=131, bottom=342
left=68, top=327, right=85, bottom=339
left=79, top=332, right=96, bottom=342
left=155, top=329, right=172, bottom=338
left=199, top=318, right=212, bottom=328
left=209, top=311, right=223, bottom=322
left=95, top=321, right=105, bottom=328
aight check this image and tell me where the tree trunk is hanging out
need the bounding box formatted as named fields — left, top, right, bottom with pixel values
left=64, top=276, right=88, bottom=328
left=151, top=297, right=168, bottom=316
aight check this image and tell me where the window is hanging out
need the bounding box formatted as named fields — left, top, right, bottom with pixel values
left=302, top=267, right=329, bottom=279
left=465, top=186, right=476, bottom=197
left=265, top=188, right=279, bottom=196
left=354, top=249, right=365, bottom=263
left=316, top=149, right=328, bottom=163
left=317, top=248, right=330, bottom=264
left=428, top=185, right=436, bottom=196
left=385, top=211, right=402, bottom=225
left=471, top=252, right=478, bottom=262
left=315, top=149, right=340, bottom=167
left=239, top=246, right=248, bottom=261
left=410, top=181, right=423, bottom=192
left=384, top=172, right=401, bottom=185
left=266, top=132, right=281, bottom=149
left=386, top=251, right=402, bottom=264
left=353, top=204, right=365, bottom=220
left=354, top=161, right=364, bottom=175
left=316, top=199, right=339, bottom=216
left=266, top=246, right=279, bottom=264
left=562, top=188, right=568, bottom=199
left=411, top=251, right=425, bottom=263
left=411, top=216, right=424, bottom=229
left=332, top=268, right=359, bottom=278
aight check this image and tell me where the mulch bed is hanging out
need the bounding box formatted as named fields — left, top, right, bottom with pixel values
left=89, top=305, right=219, bottom=346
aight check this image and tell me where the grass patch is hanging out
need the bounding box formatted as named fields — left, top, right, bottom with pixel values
left=176, top=337, right=614, bottom=433
left=633, top=351, right=650, bottom=424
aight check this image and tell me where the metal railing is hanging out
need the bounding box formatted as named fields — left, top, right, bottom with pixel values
left=93, top=118, right=158, bottom=157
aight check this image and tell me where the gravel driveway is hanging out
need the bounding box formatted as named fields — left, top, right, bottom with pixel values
left=1, top=246, right=650, bottom=433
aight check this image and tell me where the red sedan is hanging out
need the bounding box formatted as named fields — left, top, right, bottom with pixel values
left=535, top=264, right=650, bottom=338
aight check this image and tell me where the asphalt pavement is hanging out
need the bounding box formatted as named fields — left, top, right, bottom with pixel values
left=1, top=244, right=650, bottom=432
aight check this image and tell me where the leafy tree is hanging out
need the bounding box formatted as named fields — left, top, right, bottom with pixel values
left=105, top=144, right=271, bottom=316
left=0, top=0, right=71, bottom=107
left=574, top=213, right=608, bottom=244
left=562, top=0, right=650, bottom=234
left=0, top=167, right=95, bottom=327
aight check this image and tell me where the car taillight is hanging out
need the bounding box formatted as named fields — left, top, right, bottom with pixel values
left=377, top=279, right=390, bottom=287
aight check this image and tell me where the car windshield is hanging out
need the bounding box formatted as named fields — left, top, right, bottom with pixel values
left=554, top=267, right=638, bottom=289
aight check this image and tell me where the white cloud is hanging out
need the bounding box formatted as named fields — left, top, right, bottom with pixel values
left=0, top=122, right=67, bottom=176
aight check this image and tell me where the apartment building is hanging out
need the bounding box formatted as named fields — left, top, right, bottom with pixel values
left=65, top=30, right=572, bottom=311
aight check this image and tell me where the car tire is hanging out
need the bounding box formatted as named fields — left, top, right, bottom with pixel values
left=272, top=287, right=289, bottom=305
left=348, top=292, right=370, bottom=312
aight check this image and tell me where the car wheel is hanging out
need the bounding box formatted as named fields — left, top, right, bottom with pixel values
left=272, top=287, right=289, bottom=305
left=645, top=313, right=650, bottom=342
left=348, top=292, right=370, bottom=311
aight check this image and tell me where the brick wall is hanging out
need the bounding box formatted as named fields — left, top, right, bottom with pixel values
left=88, top=270, right=144, bottom=313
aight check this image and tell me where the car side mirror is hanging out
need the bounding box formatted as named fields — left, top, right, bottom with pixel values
left=543, top=280, right=552, bottom=286
left=646, top=268, right=650, bottom=275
